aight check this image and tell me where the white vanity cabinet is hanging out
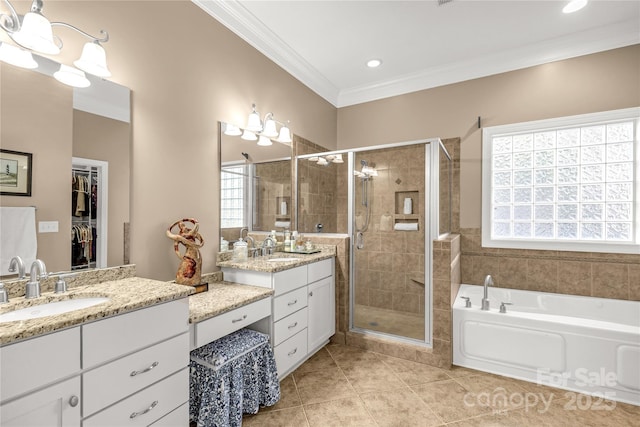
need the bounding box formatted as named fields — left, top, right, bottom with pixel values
left=0, top=328, right=81, bottom=427
left=82, top=299, right=189, bottom=426
left=0, top=298, right=190, bottom=427
left=222, top=257, right=335, bottom=378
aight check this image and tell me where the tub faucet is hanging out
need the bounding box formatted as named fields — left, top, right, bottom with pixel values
left=8, top=256, right=26, bottom=279
left=481, top=274, right=493, bottom=311
left=25, top=259, right=47, bottom=299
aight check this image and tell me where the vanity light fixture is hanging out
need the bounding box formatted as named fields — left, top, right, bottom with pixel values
left=0, top=0, right=111, bottom=85
left=563, top=0, right=588, bottom=13
left=308, top=153, right=344, bottom=166
left=223, top=123, right=242, bottom=136
left=245, top=103, right=293, bottom=144
left=257, top=135, right=273, bottom=146
left=53, top=63, right=90, bottom=88
left=0, top=42, right=37, bottom=69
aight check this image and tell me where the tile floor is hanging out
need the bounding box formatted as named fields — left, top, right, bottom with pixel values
left=243, top=343, right=640, bottom=426
left=353, top=304, right=424, bottom=341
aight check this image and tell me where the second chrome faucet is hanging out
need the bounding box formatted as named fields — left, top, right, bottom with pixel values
left=25, top=259, right=48, bottom=299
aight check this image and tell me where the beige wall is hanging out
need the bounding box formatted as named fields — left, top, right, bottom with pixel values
left=31, top=1, right=337, bottom=280
left=337, top=45, right=640, bottom=229
left=0, top=64, right=73, bottom=272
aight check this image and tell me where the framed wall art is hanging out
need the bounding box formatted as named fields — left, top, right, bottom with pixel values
left=0, top=149, right=32, bottom=197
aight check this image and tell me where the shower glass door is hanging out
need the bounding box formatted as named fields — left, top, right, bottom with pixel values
left=350, top=142, right=433, bottom=344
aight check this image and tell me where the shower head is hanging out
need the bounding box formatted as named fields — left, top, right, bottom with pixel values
left=357, top=159, right=377, bottom=178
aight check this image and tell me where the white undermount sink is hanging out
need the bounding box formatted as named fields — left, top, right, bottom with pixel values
left=0, top=297, right=109, bottom=323
left=267, top=258, right=299, bottom=262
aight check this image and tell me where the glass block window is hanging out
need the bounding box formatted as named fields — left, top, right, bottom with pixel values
left=220, top=165, right=246, bottom=228
left=482, top=108, right=639, bottom=254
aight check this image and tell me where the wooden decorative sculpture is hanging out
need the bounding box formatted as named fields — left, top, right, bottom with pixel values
left=166, top=218, right=204, bottom=286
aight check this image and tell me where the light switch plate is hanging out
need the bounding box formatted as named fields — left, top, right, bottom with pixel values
left=38, top=221, right=59, bottom=233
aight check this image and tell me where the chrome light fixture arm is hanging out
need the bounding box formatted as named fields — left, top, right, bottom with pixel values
left=50, top=22, right=109, bottom=44
left=0, top=0, right=21, bottom=33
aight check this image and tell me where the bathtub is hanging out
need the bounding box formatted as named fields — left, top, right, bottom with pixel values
left=453, top=284, right=640, bottom=406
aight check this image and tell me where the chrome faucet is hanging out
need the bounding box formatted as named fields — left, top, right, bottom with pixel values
left=481, top=274, right=493, bottom=311
left=261, top=236, right=276, bottom=256
left=25, top=259, right=47, bottom=299
left=240, top=227, right=255, bottom=249
left=8, top=256, right=26, bottom=279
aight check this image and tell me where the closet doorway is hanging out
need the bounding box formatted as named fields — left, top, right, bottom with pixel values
left=72, top=157, right=108, bottom=270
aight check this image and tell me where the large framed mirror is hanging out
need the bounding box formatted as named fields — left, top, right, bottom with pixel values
left=0, top=54, right=130, bottom=274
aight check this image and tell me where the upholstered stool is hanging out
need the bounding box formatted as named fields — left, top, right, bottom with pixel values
left=189, top=328, right=280, bottom=427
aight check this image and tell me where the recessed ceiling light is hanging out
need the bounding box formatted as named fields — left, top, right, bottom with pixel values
left=563, top=0, right=588, bottom=14
left=367, top=59, right=382, bottom=68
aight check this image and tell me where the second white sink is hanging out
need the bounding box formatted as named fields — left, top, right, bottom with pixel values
left=0, top=298, right=109, bottom=323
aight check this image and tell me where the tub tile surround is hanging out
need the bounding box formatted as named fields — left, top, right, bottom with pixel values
left=460, top=228, right=640, bottom=301
left=243, top=343, right=640, bottom=426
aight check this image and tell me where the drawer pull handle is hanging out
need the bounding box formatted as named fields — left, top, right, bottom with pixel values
left=232, top=314, right=248, bottom=323
left=288, top=348, right=297, bottom=356
left=69, top=395, right=79, bottom=407
left=130, top=400, right=158, bottom=419
left=287, top=299, right=298, bottom=306
left=130, top=361, right=159, bottom=377
left=288, top=321, right=298, bottom=329
left=309, top=291, right=314, bottom=297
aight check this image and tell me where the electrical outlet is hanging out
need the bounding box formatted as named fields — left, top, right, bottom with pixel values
left=38, top=221, right=59, bottom=233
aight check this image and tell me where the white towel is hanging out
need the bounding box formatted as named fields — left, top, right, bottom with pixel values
left=275, top=221, right=290, bottom=228
left=0, top=206, right=37, bottom=275
left=394, top=222, right=418, bottom=231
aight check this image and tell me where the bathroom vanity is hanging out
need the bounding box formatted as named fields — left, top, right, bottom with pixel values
left=0, top=278, right=192, bottom=427
left=219, top=252, right=336, bottom=378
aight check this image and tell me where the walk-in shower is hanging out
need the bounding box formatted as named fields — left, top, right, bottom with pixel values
left=294, top=139, right=449, bottom=346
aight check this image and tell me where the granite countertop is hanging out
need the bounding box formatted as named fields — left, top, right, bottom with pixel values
left=188, top=281, right=273, bottom=323
left=0, top=277, right=193, bottom=345
left=217, top=245, right=336, bottom=273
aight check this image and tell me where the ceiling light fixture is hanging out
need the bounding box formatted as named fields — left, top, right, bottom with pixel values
left=366, top=59, right=382, bottom=68
left=563, top=0, right=588, bottom=13
left=244, top=103, right=293, bottom=144
left=0, top=0, right=111, bottom=86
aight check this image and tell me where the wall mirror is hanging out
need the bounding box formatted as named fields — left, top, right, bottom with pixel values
left=0, top=53, right=130, bottom=273
left=219, top=121, right=292, bottom=249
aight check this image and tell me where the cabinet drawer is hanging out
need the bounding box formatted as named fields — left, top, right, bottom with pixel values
left=82, top=368, right=188, bottom=427
left=83, top=299, right=189, bottom=368
left=273, top=265, right=307, bottom=296
left=192, top=297, right=270, bottom=349
left=273, top=307, right=308, bottom=346
left=273, top=286, right=307, bottom=322
left=1, top=327, right=80, bottom=402
left=149, top=402, right=188, bottom=426
left=274, top=329, right=307, bottom=378
left=83, top=333, right=189, bottom=417
left=308, top=258, right=332, bottom=283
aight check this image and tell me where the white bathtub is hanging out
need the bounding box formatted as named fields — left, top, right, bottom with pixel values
left=453, top=284, right=640, bottom=405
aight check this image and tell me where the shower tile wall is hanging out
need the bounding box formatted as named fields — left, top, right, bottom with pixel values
left=293, top=136, right=338, bottom=234
left=354, top=145, right=426, bottom=318
left=254, top=161, right=290, bottom=231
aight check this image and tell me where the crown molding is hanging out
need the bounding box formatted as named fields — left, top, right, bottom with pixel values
left=337, top=19, right=640, bottom=107
left=193, top=1, right=639, bottom=109
left=193, top=0, right=339, bottom=105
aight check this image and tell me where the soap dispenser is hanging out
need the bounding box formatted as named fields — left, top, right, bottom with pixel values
left=233, top=239, right=248, bottom=261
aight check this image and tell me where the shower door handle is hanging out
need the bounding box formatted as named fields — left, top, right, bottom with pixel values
left=356, top=231, right=364, bottom=249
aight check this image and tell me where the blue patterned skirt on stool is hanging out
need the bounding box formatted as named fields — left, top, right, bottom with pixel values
left=189, top=328, right=280, bottom=427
